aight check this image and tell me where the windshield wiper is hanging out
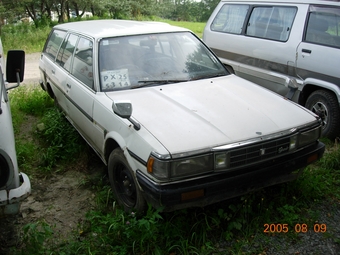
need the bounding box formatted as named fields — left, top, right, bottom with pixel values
left=190, top=73, right=227, bottom=81
left=131, top=79, right=188, bottom=89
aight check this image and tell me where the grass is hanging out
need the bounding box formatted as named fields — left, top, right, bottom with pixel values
left=2, top=23, right=52, bottom=54
left=4, top=20, right=340, bottom=254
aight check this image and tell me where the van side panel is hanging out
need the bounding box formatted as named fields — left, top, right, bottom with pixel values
left=204, top=2, right=309, bottom=96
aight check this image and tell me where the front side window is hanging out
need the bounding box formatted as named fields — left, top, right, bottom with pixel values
left=211, top=4, right=249, bottom=34
left=71, top=37, right=94, bottom=89
left=56, top=33, right=79, bottom=72
left=305, top=6, right=340, bottom=48
left=98, top=32, right=228, bottom=92
left=44, top=30, right=67, bottom=60
left=246, top=6, right=297, bottom=41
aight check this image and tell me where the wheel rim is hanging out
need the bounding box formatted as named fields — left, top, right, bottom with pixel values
left=114, top=164, right=136, bottom=207
left=311, top=101, right=328, bottom=129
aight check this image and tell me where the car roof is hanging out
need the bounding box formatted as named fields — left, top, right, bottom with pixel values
left=219, top=0, right=340, bottom=5
left=53, top=20, right=190, bottom=39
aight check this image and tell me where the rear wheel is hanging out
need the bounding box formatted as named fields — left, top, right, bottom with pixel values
left=305, top=90, right=340, bottom=140
left=108, top=148, right=146, bottom=213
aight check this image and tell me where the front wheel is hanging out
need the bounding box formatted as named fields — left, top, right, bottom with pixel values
left=305, top=90, right=340, bottom=140
left=108, top=148, right=146, bottom=213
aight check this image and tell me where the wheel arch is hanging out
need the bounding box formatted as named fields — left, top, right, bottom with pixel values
left=299, top=80, right=340, bottom=107
left=104, top=137, right=121, bottom=165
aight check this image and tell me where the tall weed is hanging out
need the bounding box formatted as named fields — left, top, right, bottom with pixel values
left=2, top=23, right=51, bottom=53
left=38, top=107, right=86, bottom=170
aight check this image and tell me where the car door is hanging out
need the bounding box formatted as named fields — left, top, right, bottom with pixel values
left=41, top=29, right=69, bottom=111
left=53, top=33, right=80, bottom=113
left=296, top=6, right=340, bottom=85
left=65, top=37, right=104, bottom=154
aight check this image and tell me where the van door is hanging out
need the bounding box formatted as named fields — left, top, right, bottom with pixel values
left=296, top=7, right=340, bottom=87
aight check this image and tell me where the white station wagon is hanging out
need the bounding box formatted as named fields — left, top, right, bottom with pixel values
left=39, top=20, right=325, bottom=212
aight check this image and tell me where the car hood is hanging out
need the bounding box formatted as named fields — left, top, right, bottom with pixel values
left=106, top=76, right=317, bottom=156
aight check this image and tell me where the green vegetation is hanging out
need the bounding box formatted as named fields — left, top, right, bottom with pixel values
left=5, top=21, right=340, bottom=254
left=2, top=19, right=206, bottom=54
left=2, top=23, right=53, bottom=54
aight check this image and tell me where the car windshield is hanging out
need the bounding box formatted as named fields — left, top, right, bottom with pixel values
left=98, top=32, right=228, bottom=91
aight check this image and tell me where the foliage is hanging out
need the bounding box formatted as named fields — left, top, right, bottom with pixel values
left=9, top=86, right=54, bottom=117
left=21, top=221, right=54, bottom=255
left=0, top=0, right=219, bottom=26
left=9, top=86, right=86, bottom=172
left=38, top=107, right=86, bottom=170
left=2, top=23, right=52, bottom=53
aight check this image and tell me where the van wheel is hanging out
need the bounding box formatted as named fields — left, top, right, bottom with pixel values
left=305, top=90, right=340, bottom=139
left=108, top=148, right=146, bottom=213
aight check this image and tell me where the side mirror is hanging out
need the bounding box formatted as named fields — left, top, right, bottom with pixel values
left=6, top=50, right=25, bottom=90
left=112, top=101, right=141, bottom=130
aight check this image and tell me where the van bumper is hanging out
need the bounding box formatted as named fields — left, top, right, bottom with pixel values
left=137, top=141, right=325, bottom=212
left=0, top=173, right=31, bottom=216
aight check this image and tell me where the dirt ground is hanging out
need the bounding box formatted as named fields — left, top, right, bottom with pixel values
left=0, top=53, right=101, bottom=254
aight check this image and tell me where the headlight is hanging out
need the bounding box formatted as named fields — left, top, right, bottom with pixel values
left=171, top=155, right=213, bottom=178
left=289, top=135, right=298, bottom=151
left=297, top=126, right=321, bottom=148
left=215, top=153, right=229, bottom=169
left=147, top=153, right=213, bottom=180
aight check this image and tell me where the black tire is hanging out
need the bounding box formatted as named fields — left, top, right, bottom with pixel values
left=46, top=83, right=55, bottom=99
left=108, top=148, right=146, bottom=213
left=305, top=90, right=340, bottom=140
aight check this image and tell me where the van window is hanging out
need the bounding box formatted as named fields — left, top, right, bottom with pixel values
left=57, top=34, right=79, bottom=72
left=211, top=4, right=249, bottom=34
left=44, top=30, right=67, bottom=60
left=246, top=6, right=297, bottom=41
left=305, top=6, right=340, bottom=48
left=71, top=37, right=94, bottom=89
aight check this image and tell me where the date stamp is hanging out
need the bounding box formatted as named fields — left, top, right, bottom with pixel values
left=264, top=223, right=327, bottom=233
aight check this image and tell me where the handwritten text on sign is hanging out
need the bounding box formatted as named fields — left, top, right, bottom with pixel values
left=101, top=69, right=131, bottom=90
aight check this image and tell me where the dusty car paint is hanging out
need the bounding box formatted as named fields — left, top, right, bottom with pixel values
left=39, top=20, right=324, bottom=212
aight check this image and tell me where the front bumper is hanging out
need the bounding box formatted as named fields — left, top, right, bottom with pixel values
left=137, top=141, right=325, bottom=212
left=0, top=173, right=31, bottom=216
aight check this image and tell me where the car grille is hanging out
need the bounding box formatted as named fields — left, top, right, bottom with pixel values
left=229, top=137, right=291, bottom=168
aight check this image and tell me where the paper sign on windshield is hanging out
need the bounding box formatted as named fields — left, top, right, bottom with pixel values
left=101, top=69, right=131, bottom=90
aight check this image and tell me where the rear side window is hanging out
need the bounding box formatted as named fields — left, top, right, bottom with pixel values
left=211, top=4, right=249, bottom=34
left=44, top=30, right=67, bottom=60
left=246, top=6, right=297, bottom=41
left=305, top=6, right=340, bottom=48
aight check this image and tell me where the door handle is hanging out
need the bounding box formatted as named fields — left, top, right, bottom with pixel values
left=67, top=84, right=71, bottom=88
left=302, top=49, right=312, bottom=54
left=51, top=70, right=55, bottom=74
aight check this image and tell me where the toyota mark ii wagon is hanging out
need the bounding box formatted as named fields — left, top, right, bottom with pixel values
left=39, top=20, right=325, bottom=212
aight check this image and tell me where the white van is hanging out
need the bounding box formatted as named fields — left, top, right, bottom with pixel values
left=0, top=45, right=31, bottom=216
left=203, top=0, right=340, bottom=139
